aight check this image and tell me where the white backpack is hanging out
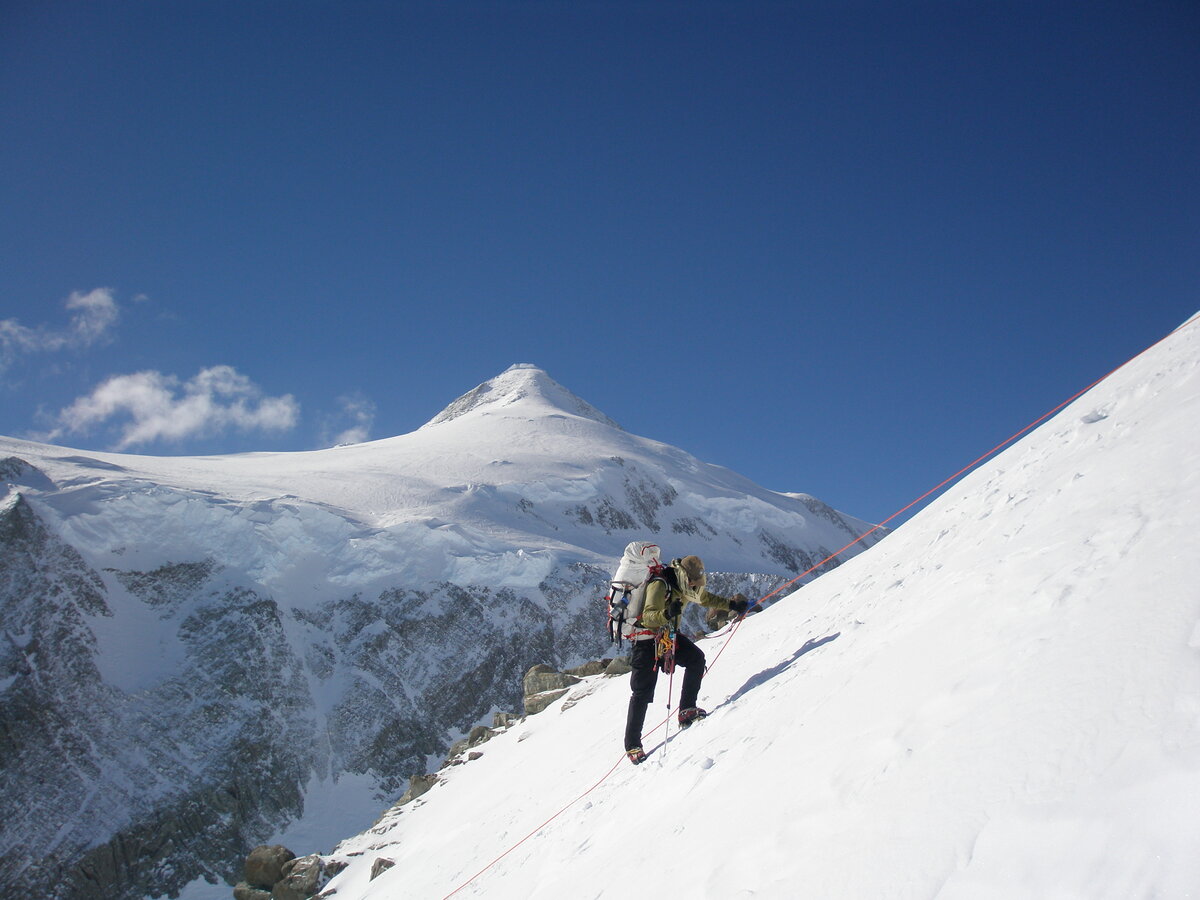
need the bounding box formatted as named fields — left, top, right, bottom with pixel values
left=605, top=541, right=666, bottom=645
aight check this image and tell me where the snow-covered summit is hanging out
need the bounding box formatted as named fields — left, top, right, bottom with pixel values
left=422, top=364, right=622, bottom=430
left=0, top=364, right=877, bottom=583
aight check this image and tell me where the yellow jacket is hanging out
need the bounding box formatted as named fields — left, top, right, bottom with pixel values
left=638, top=559, right=733, bottom=632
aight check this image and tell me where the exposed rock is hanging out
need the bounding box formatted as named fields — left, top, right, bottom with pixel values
left=398, top=773, right=439, bottom=806
left=523, top=663, right=581, bottom=696
left=567, top=659, right=612, bottom=678
left=436, top=720, right=508, bottom=770
left=323, top=860, right=349, bottom=880
left=246, top=845, right=296, bottom=888
left=466, top=724, right=492, bottom=748
left=272, top=853, right=323, bottom=900
left=492, top=711, right=520, bottom=728
left=234, top=884, right=273, bottom=900
left=370, top=857, right=395, bottom=881
left=524, top=689, right=569, bottom=715
left=522, top=663, right=583, bottom=715
left=110, top=559, right=220, bottom=612
left=442, top=738, right=469, bottom=765
left=595, top=497, right=637, bottom=531
left=605, top=656, right=633, bottom=676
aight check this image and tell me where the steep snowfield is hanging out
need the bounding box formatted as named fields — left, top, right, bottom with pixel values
left=317, top=316, right=1200, bottom=899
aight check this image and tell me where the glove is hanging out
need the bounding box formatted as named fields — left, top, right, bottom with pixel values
left=729, top=593, right=750, bottom=616
left=665, top=599, right=683, bottom=621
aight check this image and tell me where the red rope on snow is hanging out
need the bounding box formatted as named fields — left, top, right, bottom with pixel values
left=442, top=753, right=626, bottom=898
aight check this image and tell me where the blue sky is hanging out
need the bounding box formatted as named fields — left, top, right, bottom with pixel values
left=2, top=1, right=1197, bottom=526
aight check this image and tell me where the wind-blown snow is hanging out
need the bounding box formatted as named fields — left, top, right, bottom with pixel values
left=317, top=314, right=1200, bottom=899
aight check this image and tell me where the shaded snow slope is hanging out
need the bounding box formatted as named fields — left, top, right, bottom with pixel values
left=318, top=316, right=1200, bottom=899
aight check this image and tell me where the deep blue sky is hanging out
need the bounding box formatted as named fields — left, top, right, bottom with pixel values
left=2, top=1, right=1197, bottom=525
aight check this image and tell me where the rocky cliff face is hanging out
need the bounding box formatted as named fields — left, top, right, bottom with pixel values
left=1, top=495, right=789, bottom=900
left=1, top=490, right=318, bottom=900
left=0, top=367, right=883, bottom=899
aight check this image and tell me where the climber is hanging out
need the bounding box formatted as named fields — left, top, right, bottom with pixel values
left=624, top=555, right=749, bottom=763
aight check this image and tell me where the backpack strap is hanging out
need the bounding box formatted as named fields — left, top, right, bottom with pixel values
left=649, top=566, right=677, bottom=596
left=638, top=568, right=675, bottom=634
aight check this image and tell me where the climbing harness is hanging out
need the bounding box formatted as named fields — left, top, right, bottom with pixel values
left=655, top=628, right=676, bottom=675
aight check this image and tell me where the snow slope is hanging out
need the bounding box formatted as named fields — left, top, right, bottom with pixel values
left=317, top=315, right=1200, bottom=899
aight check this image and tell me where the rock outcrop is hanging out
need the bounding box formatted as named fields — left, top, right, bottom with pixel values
left=234, top=845, right=325, bottom=900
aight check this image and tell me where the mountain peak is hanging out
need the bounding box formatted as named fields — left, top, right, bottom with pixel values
left=422, top=364, right=622, bottom=430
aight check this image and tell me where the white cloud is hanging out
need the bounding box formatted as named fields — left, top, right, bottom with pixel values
left=63, top=287, right=120, bottom=344
left=0, top=288, right=120, bottom=372
left=41, top=365, right=300, bottom=450
left=322, top=392, right=377, bottom=447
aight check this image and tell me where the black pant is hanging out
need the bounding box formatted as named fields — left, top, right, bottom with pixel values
left=624, top=632, right=706, bottom=751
